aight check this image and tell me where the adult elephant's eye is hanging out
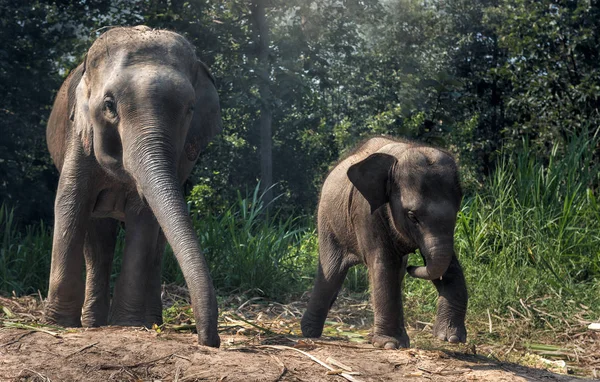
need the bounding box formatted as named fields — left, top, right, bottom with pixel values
left=103, top=96, right=117, bottom=119
left=407, top=211, right=418, bottom=224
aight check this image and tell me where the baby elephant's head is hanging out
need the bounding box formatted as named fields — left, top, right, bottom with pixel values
left=348, top=146, right=462, bottom=280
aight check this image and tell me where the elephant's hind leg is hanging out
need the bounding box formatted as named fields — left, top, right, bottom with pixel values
left=301, top=233, right=356, bottom=338
left=144, top=230, right=166, bottom=327
left=81, top=218, right=119, bottom=327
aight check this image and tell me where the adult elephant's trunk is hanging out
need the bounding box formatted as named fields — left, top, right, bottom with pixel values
left=129, top=131, right=219, bottom=347
left=407, top=241, right=454, bottom=281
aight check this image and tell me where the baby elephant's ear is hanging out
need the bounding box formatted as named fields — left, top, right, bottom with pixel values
left=347, top=153, right=397, bottom=214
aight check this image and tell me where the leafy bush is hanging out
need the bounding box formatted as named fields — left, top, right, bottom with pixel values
left=162, top=185, right=315, bottom=300
left=0, top=204, right=52, bottom=295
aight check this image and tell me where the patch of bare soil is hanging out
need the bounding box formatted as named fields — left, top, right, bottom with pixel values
left=0, top=292, right=595, bottom=382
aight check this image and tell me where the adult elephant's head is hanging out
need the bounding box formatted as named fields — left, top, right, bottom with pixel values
left=73, top=26, right=221, bottom=347
left=348, top=145, right=462, bottom=281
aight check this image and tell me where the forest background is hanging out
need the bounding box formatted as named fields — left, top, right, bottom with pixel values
left=1, top=1, right=599, bottom=367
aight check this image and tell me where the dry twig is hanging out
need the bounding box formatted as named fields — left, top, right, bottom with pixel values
left=0, top=330, right=35, bottom=347
left=326, top=356, right=353, bottom=372
left=2, top=322, right=61, bottom=337
left=65, top=342, right=98, bottom=358
left=269, top=354, right=287, bottom=381
left=19, top=368, right=52, bottom=382
left=311, top=340, right=368, bottom=350
left=259, top=345, right=363, bottom=382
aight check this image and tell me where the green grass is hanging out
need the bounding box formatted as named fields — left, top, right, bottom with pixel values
left=0, top=204, right=52, bottom=295
left=163, top=185, right=316, bottom=299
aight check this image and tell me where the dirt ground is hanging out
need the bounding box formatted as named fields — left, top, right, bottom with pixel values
left=0, top=292, right=596, bottom=382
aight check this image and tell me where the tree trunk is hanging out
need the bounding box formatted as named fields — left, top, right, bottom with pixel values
left=251, top=0, right=273, bottom=205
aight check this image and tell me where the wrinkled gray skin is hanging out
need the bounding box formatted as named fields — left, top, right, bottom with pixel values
left=301, top=137, right=468, bottom=349
left=45, top=26, right=222, bottom=347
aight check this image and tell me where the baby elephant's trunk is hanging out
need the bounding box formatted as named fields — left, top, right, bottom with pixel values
left=407, top=244, right=453, bottom=280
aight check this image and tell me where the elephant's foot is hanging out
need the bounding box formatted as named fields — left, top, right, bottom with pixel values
left=371, top=332, right=410, bottom=349
left=81, top=301, right=109, bottom=327
left=300, top=311, right=326, bottom=338
left=81, top=313, right=107, bottom=327
left=197, top=329, right=220, bottom=348
left=433, top=316, right=467, bottom=343
left=44, top=307, right=82, bottom=328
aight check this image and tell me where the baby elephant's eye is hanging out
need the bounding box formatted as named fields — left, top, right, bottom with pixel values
left=407, top=211, right=418, bottom=224
left=103, top=96, right=117, bottom=118
left=187, top=104, right=195, bottom=114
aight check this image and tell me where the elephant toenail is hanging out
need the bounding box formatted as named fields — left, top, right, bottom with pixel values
left=448, top=335, right=460, bottom=343
left=384, top=342, right=397, bottom=350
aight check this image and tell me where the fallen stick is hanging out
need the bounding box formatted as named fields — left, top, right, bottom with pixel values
left=269, top=354, right=287, bottom=381
left=505, top=340, right=517, bottom=355
left=65, top=341, right=98, bottom=358
left=310, top=340, right=368, bottom=350
left=228, top=313, right=276, bottom=335
left=2, top=322, right=61, bottom=337
left=0, top=330, right=35, bottom=347
left=507, top=306, right=529, bottom=321
left=173, top=354, right=191, bottom=362
left=326, top=356, right=353, bottom=372
left=19, top=368, right=52, bottom=382
left=258, top=345, right=363, bottom=382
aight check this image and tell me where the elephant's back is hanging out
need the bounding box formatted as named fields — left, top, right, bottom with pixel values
left=46, top=64, right=84, bottom=172
left=323, top=137, right=399, bottom=190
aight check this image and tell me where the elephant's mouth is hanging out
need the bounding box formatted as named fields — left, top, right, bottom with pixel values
left=95, top=152, right=131, bottom=183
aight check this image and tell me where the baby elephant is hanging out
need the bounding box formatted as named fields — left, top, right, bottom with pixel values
left=301, top=137, right=468, bottom=349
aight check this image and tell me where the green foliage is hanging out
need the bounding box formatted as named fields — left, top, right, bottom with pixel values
left=490, top=0, right=600, bottom=147
left=162, top=184, right=315, bottom=299
left=0, top=204, right=52, bottom=295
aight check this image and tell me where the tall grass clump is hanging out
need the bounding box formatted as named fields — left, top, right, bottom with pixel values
left=450, top=132, right=600, bottom=319
left=163, top=185, right=316, bottom=300
left=0, top=204, right=53, bottom=295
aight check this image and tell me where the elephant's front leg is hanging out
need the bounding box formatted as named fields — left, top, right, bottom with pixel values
left=431, top=254, right=468, bottom=343
left=369, top=252, right=409, bottom=349
left=109, top=204, right=160, bottom=326
left=46, top=168, right=93, bottom=327
left=81, top=218, right=119, bottom=327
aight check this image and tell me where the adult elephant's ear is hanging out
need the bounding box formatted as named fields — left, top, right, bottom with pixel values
left=72, top=61, right=93, bottom=156
left=347, top=153, right=397, bottom=214
left=184, top=60, right=222, bottom=162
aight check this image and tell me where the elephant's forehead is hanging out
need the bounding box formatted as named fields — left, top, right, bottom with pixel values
left=87, top=28, right=196, bottom=69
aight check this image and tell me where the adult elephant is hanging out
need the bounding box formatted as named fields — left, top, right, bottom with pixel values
left=45, top=26, right=221, bottom=347
left=301, top=137, right=468, bottom=349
